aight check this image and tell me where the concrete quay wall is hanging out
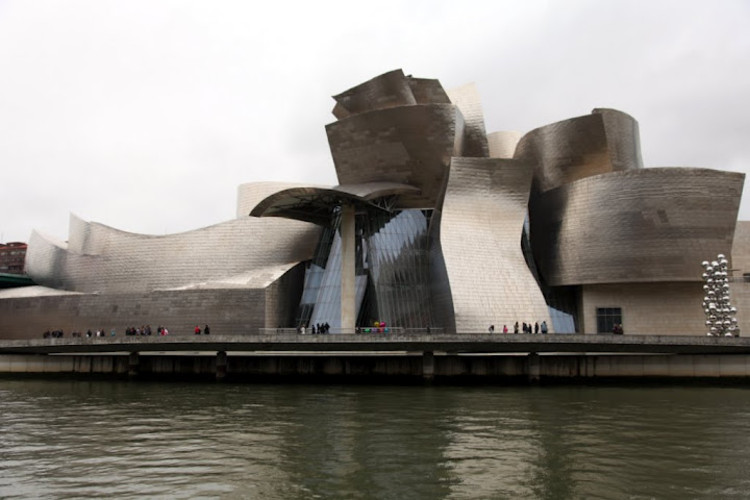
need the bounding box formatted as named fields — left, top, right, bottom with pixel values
left=3, top=353, right=750, bottom=381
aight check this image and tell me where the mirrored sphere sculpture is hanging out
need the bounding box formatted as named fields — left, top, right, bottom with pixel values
left=703, top=254, right=740, bottom=337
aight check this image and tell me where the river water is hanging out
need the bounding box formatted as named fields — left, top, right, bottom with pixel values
left=1, top=378, right=749, bottom=499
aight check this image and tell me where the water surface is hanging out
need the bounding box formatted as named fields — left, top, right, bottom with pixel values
left=1, top=379, right=749, bottom=499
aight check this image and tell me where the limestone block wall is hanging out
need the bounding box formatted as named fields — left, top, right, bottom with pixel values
left=579, top=282, right=705, bottom=335
left=0, top=288, right=267, bottom=339
left=731, top=221, right=750, bottom=275
left=730, top=281, right=750, bottom=338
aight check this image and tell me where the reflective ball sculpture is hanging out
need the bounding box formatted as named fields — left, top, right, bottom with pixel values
left=702, top=254, right=740, bottom=337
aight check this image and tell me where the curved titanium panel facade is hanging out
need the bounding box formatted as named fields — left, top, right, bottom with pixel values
left=515, top=109, right=643, bottom=192
left=407, top=78, right=451, bottom=105
left=595, top=108, right=644, bottom=172
left=530, top=168, right=745, bottom=286
left=326, top=104, right=464, bottom=209
left=446, top=83, right=489, bottom=158
left=487, top=131, right=521, bottom=159
left=331, top=70, right=452, bottom=120
left=236, top=182, right=323, bottom=220
left=25, top=214, right=321, bottom=294
left=432, top=157, right=551, bottom=332
left=332, top=69, right=417, bottom=118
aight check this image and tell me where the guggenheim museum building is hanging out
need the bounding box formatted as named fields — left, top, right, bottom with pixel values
left=1, top=69, right=747, bottom=338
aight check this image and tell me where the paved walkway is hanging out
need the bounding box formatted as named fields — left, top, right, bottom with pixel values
left=1, top=333, right=749, bottom=355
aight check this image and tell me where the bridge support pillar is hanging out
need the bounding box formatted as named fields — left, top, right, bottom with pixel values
left=128, top=352, right=139, bottom=378
left=216, top=351, right=227, bottom=381
left=526, top=353, right=540, bottom=383
left=422, top=351, right=435, bottom=382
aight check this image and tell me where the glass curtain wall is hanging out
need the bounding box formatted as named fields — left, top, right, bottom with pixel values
left=358, top=209, right=432, bottom=329
left=297, top=208, right=432, bottom=332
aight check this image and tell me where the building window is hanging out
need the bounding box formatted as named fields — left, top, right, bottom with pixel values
left=596, top=307, right=622, bottom=334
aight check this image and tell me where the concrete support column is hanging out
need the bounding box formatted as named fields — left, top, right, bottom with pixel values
left=216, top=351, right=228, bottom=381
left=422, top=351, right=435, bottom=381
left=340, top=204, right=356, bottom=333
left=128, top=352, right=139, bottom=378
left=526, top=352, right=540, bottom=383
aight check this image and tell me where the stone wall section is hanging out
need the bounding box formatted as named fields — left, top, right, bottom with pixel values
left=580, top=282, right=706, bottom=335
left=0, top=288, right=266, bottom=339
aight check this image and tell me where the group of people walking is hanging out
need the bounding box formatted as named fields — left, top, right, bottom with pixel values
left=299, top=323, right=330, bottom=334
left=126, top=325, right=172, bottom=336
left=42, top=325, right=175, bottom=338
left=488, top=321, right=548, bottom=334
left=44, top=328, right=114, bottom=338
left=42, top=329, right=66, bottom=338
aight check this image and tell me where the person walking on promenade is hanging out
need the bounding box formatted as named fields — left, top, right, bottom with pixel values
left=204, top=325, right=210, bottom=335
left=194, top=325, right=201, bottom=335
left=503, top=325, right=508, bottom=334
left=514, top=322, right=519, bottom=334
left=534, top=322, right=539, bottom=334
left=541, top=321, right=548, bottom=334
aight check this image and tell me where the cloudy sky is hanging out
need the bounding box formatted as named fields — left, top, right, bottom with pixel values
left=1, top=0, right=749, bottom=243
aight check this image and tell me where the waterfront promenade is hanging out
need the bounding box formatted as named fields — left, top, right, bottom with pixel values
left=4, top=333, right=750, bottom=380
left=1, top=332, right=750, bottom=355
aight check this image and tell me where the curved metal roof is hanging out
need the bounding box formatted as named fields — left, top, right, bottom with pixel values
left=249, top=183, right=421, bottom=226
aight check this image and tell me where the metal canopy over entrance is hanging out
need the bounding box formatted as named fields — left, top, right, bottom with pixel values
left=249, top=183, right=421, bottom=227
left=250, top=183, right=425, bottom=333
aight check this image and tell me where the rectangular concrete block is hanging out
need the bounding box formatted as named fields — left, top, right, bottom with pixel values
left=666, top=356, right=696, bottom=377
left=719, top=355, right=749, bottom=377
left=692, top=355, right=722, bottom=377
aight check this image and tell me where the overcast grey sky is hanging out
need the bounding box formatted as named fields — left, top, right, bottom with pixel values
left=1, top=0, right=749, bottom=243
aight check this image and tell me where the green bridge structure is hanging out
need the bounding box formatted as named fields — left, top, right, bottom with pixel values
left=0, top=273, right=34, bottom=289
